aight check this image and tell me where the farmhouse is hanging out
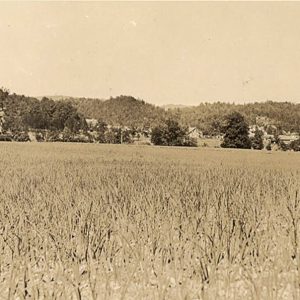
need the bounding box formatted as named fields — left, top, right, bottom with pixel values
left=85, top=118, right=98, bottom=129
left=263, top=134, right=275, bottom=144
left=248, top=125, right=267, bottom=138
left=278, top=134, right=299, bottom=145
left=188, top=127, right=203, bottom=139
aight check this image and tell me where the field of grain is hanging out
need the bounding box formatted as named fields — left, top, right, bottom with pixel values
left=0, top=143, right=299, bottom=299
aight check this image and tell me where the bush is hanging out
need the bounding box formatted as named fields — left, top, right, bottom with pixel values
left=12, top=132, right=30, bottom=142
left=278, top=141, right=289, bottom=151
left=151, top=119, right=197, bottom=147
left=104, top=129, right=121, bottom=144
left=183, top=137, right=198, bottom=147
left=71, top=134, right=93, bottom=143
left=266, top=142, right=272, bottom=151
left=46, top=131, right=62, bottom=142
left=251, top=128, right=264, bottom=150
left=0, top=134, right=12, bottom=141
left=290, top=139, right=300, bottom=151
left=35, top=132, right=45, bottom=142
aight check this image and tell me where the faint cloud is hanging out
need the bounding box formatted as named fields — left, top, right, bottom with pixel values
left=130, top=20, right=137, bottom=27
left=45, top=24, right=58, bottom=29
left=19, top=67, right=33, bottom=77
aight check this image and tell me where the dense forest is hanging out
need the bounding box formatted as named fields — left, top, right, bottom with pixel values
left=0, top=89, right=87, bottom=133
left=68, top=96, right=167, bottom=129
left=170, top=101, right=300, bottom=135
left=62, top=96, right=300, bottom=135
left=1, top=89, right=300, bottom=137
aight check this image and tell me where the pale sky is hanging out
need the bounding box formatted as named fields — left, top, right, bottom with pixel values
left=0, top=2, right=300, bottom=105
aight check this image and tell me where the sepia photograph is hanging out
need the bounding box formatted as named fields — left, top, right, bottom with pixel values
left=0, top=1, right=300, bottom=299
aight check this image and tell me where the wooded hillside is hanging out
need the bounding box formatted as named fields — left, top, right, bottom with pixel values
left=67, top=95, right=167, bottom=129
left=169, top=101, right=300, bottom=135
left=1, top=89, right=300, bottom=135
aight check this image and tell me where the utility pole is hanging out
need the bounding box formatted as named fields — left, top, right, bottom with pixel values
left=120, top=127, right=123, bottom=144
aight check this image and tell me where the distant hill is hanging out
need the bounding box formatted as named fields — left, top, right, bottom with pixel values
left=2, top=89, right=300, bottom=135
left=36, top=95, right=74, bottom=101
left=65, top=95, right=168, bottom=128
left=173, top=101, right=300, bottom=135
left=70, top=97, right=300, bottom=134
left=161, top=104, right=191, bottom=110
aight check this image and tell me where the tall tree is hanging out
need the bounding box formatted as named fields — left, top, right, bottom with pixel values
left=151, top=119, right=197, bottom=146
left=221, top=112, right=251, bottom=149
left=251, top=127, right=264, bottom=150
left=0, top=88, right=9, bottom=109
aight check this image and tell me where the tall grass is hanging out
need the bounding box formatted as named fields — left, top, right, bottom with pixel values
left=0, top=143, right=299, bottom=299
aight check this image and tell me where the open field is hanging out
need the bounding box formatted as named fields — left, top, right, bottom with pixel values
left=0, top=143, right=299, bottom=299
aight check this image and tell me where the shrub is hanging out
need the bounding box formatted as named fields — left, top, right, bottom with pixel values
left=12, top=132, right=30, bottom=142
left=183, top=136, right=198, bottom=147
left=251, top=128, right=264, bottom=150
left=151, top=119, right=196, bottom=147
left=0, top=134, right=12, bottom=142
left=290, top=139, right=300, bottom=152
left=46, top=131, right=62, bottom=142
left=266, top=142, right=272, bottom=151
left=278, top=141, right=289, bottom=151
left=35, top=132, right=45, bottom=142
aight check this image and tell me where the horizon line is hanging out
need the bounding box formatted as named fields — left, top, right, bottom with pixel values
left=32, top=94, right=300, bottom=106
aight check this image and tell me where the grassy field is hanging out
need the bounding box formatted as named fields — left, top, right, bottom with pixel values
left=0, top=143, right=299, bottom=299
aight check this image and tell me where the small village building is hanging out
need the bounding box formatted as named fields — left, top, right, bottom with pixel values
left=188, top=127, right=203, bottom=139
left=278, top=134, right=299, bottom=145
left=85, top=118, right=98, bottom=129
left=248, top=125, right=267, bottom=138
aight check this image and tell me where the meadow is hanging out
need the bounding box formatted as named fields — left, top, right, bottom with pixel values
left=0, top=143, right=299, bottom=299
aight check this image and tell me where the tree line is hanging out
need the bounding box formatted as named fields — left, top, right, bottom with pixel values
left=62, top=96, right=300, bottom=135
left=170, top=101, right=300, bottom=135
left=220, top=112, right=300, bottom=151
left=0, top=88, right=300, bottom=150
left=0, top=90, right=87, bottom=133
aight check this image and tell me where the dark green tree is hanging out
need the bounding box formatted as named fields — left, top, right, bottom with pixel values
left=278, top=141, right=289, bottom=151
left=266, top=142, right=272, bottom=151
left=251, top=127, right=264, bottom=150
left=95, top=120, right=108, bottom=143
left=221, top=112, right=251, bottom=149
left=22, top=102, right=48, bottom=129
left=64, top=113, right=87, bottom=133
left=290, top=139, right=300, bottom=152
left=51, top=102, right=77, bottom=130
left=104, top=127, right=122, bottom=144
left=0, top=88, right=9, bottom=109
left=151, top=119, right=196, bottom=146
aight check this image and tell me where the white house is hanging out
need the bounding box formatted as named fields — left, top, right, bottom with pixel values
left=188, top=127, right=203, bottom=139
left=278, top=134, right=299, bottom=145
left=85, top=118, right=98, bottom=128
